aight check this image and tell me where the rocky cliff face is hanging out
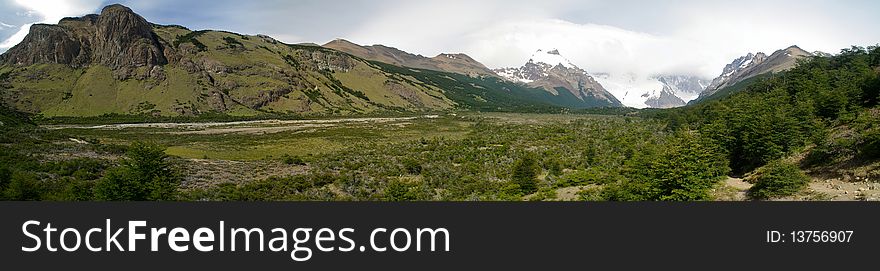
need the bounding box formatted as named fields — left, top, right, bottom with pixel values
left=644, top=86, right=685, bottom=108
left=92, top=4, right=167, bottom=69
left=0, top=4, right=166, bottom=76
left=0, top=23, right=90, bottom=67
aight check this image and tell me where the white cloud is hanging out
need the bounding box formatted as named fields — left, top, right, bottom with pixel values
left=0, top=0, right=103, bottom=50
left=345, top=0, right=559, bottom=58
left=339, top=0, right=880, bottom=80
left=464, top=19, right=719, bottom=78
left=341, top=1, right=729, bottom=79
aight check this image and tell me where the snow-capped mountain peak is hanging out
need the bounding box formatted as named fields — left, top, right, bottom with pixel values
left=491, top=49, right=622, bottom=107
left=528, top=49, right=577, bottom=69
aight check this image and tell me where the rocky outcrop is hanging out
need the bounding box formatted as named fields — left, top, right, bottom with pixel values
left=0, top=4, right=166, bottom=76
left=0, top=24, right=90, bottom=67
left=92, top=4, right=166, bottom=69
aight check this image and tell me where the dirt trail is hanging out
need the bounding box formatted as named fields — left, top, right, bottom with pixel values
left=714, top=177, right=752, bottom=201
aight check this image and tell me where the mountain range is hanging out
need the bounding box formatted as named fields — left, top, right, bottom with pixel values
left=595, top=73, right=709, bottom=108
left=323, top=39, right=497, bottom=78
left=493, top=49, right=621, bottom=107
left=0, top=4, right=823, bottom=117
left=0, top=4, right=590, bottom=117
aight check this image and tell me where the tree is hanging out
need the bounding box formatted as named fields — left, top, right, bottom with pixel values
left=610, top=131, right=729, bottom=201
left=648, top=132, right=729, bottom=201
left=511, top=154, right=539, bottom=194
left=95, top=142, right=180, bottom=201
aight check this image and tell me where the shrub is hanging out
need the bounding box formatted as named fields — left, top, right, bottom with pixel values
left=383, top=180, right=429, bottom=201
left=401, top=158, right=422, bottom=175
left=0, top=165, right=10, bottom=193
left=748, top=160, right=810, bottom=199
left=282, top=154, right=306, bottom=165
left=557, top=167, right=619, bottom=187
left=543, top=158, right=562, bottom=176
left=859, top=129, right=880, bottom=159
left=4, top=172, right=41, bottom=200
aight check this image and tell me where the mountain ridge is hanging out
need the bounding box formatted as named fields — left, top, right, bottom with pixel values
left=494, top=49, right=622, bottom=107
left=322, top=39, right=497, bottom=77
left=694, top=45, right=812, bottom=103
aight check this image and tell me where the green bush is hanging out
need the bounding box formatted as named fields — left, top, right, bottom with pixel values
left=748, top=160, right=810, bottom=199
left=383, top=180, right=429, bottom=201
left=282, top=154, right=306, bottom=165
left=402, top=158, right=422, bottom=175
left=4, top=172, right=41, bottom=200
left=0, top=165, right=10, bottom=193
left=859, top=129, right=880, bottom=159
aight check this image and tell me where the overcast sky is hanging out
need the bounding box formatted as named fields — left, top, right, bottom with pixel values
left=1, top=0, right=878, bottom=78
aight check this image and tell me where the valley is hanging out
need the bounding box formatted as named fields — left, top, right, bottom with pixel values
left=4, top=111, right=876, bottom=201
left=0, top=4, right=877, bottom=202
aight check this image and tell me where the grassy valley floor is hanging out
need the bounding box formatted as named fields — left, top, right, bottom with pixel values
left=38, top=112, right=878, bottom=201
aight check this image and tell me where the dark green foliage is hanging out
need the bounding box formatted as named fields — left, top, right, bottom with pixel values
left=186, top=173, right=337, bottom=201
left=402, top=158, right=422, bottom=175
left=222, top=36, right=243, bottom=48
left=173, top=30, right=208, bottom=51
left=665, top=45, right=880, bottom=174
left=4, top=172, right=41, bottom=200
left=511, top=154, right=539, bottom=194
left=0, top=165, right=10, bottom=191
left=383, top=180, right=430, bottom=201
left=602, top=131, right=728, bottom=201
left=861, top=130, right=880, bottom=159
left=544, top=157, right=562, bottom=176
left=370, top=61, right=568, bottom=112
left=555, top=167, right=620, bottom=187
left=95, top=142, right=180, bottom=201
left=282, top=154, right=306, bottom=165
left=748, top=160, right=810, bottom=199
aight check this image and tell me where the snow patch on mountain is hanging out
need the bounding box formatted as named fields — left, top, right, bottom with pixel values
left=528, top=49, right=576, bottom=69
left=595, top=73, right=709, bottom=108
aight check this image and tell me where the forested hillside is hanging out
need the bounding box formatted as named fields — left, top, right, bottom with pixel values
left=651, top=45, right=880, bottom=199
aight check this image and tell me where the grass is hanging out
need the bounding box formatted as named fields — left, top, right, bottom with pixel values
left=54, top=115, right=473, bottom=161
left=166, top=138, right=342, bottom=160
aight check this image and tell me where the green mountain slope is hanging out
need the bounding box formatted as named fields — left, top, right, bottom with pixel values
left=0, top=4, right=575, bottom=118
